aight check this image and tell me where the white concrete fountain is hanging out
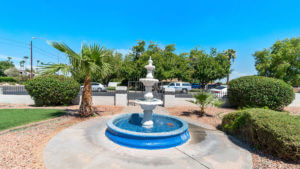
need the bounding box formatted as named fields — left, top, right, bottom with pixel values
left=135, top=56, right=163, bottom=128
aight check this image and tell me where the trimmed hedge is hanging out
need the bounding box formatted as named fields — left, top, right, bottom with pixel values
left=228, top=76, right=294, bottom=110
left=107, top=86, right=116, bottom=90
left=0, top=77, right=16, bottom=82
left=221, top=108, right=300, bottom=161
left=25, top=75, right=80, bottom=106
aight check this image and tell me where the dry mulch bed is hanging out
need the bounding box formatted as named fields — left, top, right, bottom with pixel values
left=0, top=105, right=124, bottom=169
left=166, top=106, right=300, bottom=169
left=166, top=106, right=236, bottom=127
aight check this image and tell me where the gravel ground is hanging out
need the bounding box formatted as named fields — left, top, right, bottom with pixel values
left=0, top=105, right=124, bottom=169
left=0, top=103, right=298, bottom=169
left=284, top=106, right=300, bottom=115
left=166, top=106, right=300, bottom=169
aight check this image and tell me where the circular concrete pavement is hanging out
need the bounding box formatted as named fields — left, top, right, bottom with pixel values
left=44, top=111, right=252, bottom=169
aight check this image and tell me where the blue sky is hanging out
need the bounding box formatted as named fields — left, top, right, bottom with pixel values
left=0, top=0, right=300, bottom=80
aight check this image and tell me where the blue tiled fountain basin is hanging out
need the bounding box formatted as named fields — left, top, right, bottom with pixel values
left=106, top=113, right=190, bottom=149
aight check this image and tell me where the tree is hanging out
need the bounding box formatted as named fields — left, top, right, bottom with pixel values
left=19, top=60, right=25, bottom=70
left=224, top=49, right=237, bottom=84
left=0, top=61, right=14, bottom=76
left=36, top=60, right=40, bottom=74
left=100, top=51, right=123, bottom=84
left=189, top=48, right=230, bottom=88
left=23, top=56, right=28, bottom=70
left=120, top=41, right=192, bottom=83
left=41, top=42, right=110, bottom=117
left=253, top=37, right=300, bottom=86
left=132, top=40, right=145, bottom=61
left=7, top=57, right=12, bottom=63
left=23, top=56, right=29, bottom=80
left=4, top=67, right=19, bottom=77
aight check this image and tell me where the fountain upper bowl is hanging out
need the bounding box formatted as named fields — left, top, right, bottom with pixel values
left=134, top=98, right=163, bottom=106
left=139, top=78, right=158, bottom=86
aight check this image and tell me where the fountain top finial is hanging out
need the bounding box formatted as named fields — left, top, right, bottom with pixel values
left=148, top=56, right=153, bottom=65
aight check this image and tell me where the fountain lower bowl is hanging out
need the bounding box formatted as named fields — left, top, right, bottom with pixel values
left=106, top=113, right=190, bottom=149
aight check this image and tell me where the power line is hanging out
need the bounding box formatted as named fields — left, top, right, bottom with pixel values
left=0, top=40, right=30, bottom=49
left=0, top=36, right=60, bottom=57
left=33, top=45, right=59, bottom=57
left=0, top=36, right=30, bottom=46
left=0, top=38, right=59, bottom=59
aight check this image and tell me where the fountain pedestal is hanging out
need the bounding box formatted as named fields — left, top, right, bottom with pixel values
left=141, top=108, right=154, bottom=127
left=135, top=99, right=163, bottom=127
left=134, top=56, right=163, bottom=127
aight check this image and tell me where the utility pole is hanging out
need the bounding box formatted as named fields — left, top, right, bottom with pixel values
left=31, top=40, right=33, bottom=79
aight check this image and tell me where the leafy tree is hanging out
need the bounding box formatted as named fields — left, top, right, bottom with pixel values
left=99, top=50, right=123, bottom=84
left=120, top=41, right=192, bottom=83
left=190, top=48, right=230, bottom=88
left=41, top=42, right=110, bottom=117
left=224, top=49, right=237, bottom=84
left=253, top=37, right=300, bottom=86
left=0, top=61, right=14, bottom=76
left=4, top=67, right=19, bottom=77
left=132, top=40, right=145, bottom=61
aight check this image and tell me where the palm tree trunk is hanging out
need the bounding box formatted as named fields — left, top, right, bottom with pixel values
left=226, top=74, right=230, bottom=85
left=79, top=76, right=94, bottom=117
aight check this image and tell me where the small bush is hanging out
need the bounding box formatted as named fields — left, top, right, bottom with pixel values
left=107, top=86, right=116, bottom=90
left=0, top=77, right=16, bottom=82
left=25, top=75, right=80, bottom=106
left=221, top=108, right=300, bottom=161
left=228, top=76, right=294, bottom=110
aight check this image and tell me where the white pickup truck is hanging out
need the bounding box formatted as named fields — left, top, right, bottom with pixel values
left=162, top=82, right=192, bottom=93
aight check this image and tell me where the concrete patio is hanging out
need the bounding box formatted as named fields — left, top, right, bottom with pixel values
left=43, top=107, right=252, bottom=169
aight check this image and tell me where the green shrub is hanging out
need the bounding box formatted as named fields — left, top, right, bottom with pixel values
left=228, top=76, right=294, bottom=110
left=0, top=77, right=16, bottom=82
left=221, top=108, right=300, bottom=161
left=107, top=86, right=116, bottom=90
left=25, top=75, right=80, bottom=106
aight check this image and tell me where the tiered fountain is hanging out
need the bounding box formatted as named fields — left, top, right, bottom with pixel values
left=134, top=56, right=163, bottom=127
left=106, top=57, right=190, bottom=149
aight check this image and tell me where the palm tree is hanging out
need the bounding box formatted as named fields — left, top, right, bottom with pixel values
left=7, top=57, right=12, bottom=63
left=19, top=60, right=24, bottom=70
left=190, top=91, right=222, bottom=115
left=41, top=42, right=110, bottom=117
left=224, top=49, right=237, bottom=84
left=23, top=56, right=29, bottom=80
left=19, top=60, right=25, bottom=79
left=36, top=60, right=40, bottom=74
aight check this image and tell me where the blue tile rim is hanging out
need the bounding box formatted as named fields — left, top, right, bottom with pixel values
left=106, top=113, right=189, bottom=137
left=105, top=113, right=190, bottom=149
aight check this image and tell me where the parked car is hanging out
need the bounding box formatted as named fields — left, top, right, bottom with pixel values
left=207, top=83, right=221, bottom=89
left=81, top=82, right=107, bottom=92
left=162, top=82, right=192, bottom=93
left=191, top=83, right=201, bottom=89
left=209, top=85, right=227, bottom=97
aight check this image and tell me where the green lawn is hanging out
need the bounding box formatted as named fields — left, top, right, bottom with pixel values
left=0, top=109, right=66, bottom=131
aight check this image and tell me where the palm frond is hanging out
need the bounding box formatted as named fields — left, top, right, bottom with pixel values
left=40, top=63, right=71, bottom=76
left=48, top=41, right=81, bottom=61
